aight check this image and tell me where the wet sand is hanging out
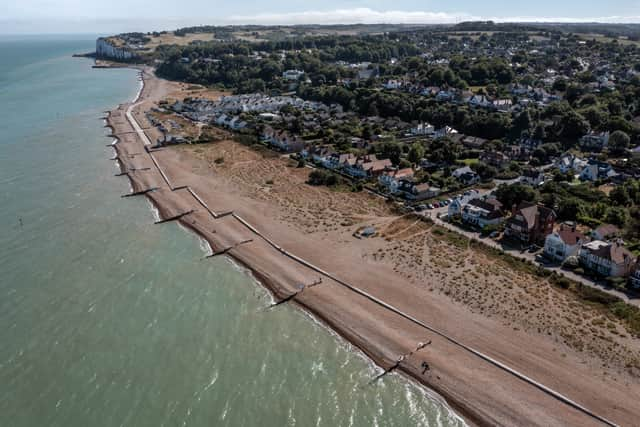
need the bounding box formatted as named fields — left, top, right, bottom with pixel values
left=105, top=68, right=640, bottom=427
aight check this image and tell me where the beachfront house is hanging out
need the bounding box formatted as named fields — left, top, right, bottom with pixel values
left=261, top=127, right=304, bottom=153
left=398, top=181, right=441, bottom=201
left=379, top=168, right=415, bottom=194
left=504, top=202, right=556, bottom=245
left=579, top=240, right=635, bottom=277
left=460, top=198, right=505, bottom=228
left=543, top=223, right=586, bottom=262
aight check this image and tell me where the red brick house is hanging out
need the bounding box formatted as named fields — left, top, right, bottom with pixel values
left=504, top=202, right=556, bottom=245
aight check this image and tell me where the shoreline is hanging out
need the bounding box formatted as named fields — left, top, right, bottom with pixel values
left=104, top=67, right=640, bottom=427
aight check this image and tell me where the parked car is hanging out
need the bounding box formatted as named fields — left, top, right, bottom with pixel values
left=427, top=204, right=434, bottom=209
left=489, top=231, right=500, bottom=239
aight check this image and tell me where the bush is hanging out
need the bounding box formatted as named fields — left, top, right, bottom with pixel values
left=308, top=169, right=342, bottom=187
left=214, top=156, right=224, bottom=164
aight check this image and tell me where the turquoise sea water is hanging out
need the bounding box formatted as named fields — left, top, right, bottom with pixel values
left=0, top=36, right=465, bottom=427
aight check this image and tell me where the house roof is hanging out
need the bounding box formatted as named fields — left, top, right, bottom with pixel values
left=583, top=241, right=634, bottom=264
left=468, top=197, right=503, bottom=213
left=512, top=202, right=555, bottom=230
left=556, top=225, right=585, bottom=245
left=594, top=224, right=620, bottom=239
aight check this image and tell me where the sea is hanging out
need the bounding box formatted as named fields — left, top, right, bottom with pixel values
left=0, top=35, right=465, bottom=427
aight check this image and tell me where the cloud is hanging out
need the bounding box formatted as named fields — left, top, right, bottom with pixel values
left=224, top=8, right=640, bottom=25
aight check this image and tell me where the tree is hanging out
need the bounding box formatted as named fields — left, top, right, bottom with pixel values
left=557, top=198, right=584, bottom=221
left=605, top=207, right=628, bottom=228
left=472, top=161, right=497, bottom=181
left=408, top=142, right=425, bottom=164
left=609, top=185, right=631, bottom=206
left=608, top=130, right=630, bottom=155
left=560, top=110, right=590, bottom=141
left=495, top=183, right=538, bottom=209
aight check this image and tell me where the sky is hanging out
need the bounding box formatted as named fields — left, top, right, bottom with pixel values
left=1, top=0, right=639, bottom=34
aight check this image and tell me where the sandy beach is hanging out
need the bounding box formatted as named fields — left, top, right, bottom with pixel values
left=106, top=68, right=640, bottom=426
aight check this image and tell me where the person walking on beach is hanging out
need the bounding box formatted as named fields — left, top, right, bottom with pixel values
left=18, top=217, right=23, bottom=228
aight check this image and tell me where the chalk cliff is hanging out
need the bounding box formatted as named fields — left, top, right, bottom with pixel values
left=96, top=38, right=135, bottom=61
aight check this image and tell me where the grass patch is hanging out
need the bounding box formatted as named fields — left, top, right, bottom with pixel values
left=466, top=237, right=640, bottom=336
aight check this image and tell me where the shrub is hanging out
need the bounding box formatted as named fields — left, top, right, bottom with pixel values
left=214, top=156, right=224, bottom=164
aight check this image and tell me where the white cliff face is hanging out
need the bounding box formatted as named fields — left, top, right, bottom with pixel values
left=96, top=38, right=135, bottom=61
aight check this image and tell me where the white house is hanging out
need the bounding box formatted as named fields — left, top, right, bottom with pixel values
left=468, top=94, right=492, bottom=108
left=452, top=166, right=480, bottom=185
left=492, top=99, right=513, bottom=112
left=282, top=69, right=304, bottom=81
left=555, top=153, right=587, bottom=174
left=521, top=168, right=545, bottom=187
left=378, top=168, right=415, bottom=194
left=579, top=240, right=635, bottom=277
left=460, top=198, right=504, bottom=228
left=448, top=192, right=480, bottom=218
left=384, top=79, right=403, bottom=90
left=410, top=122, right=435, bottom=136
left=434, top=126, right=458, bottom=138
left=543, top=223, right=586, bottom=262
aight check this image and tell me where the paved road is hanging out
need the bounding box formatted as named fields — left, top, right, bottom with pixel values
left=126, top=102, right=152, bottom=146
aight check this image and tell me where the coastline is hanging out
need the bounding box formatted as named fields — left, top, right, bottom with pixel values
left=104, top=67, right=640, bottom=427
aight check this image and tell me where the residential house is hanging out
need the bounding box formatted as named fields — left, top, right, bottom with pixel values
left=592, top=224, right=621, bottom=241
left=282, top=69, right=304, bottom=81
left=579, top=240, right=635, bottom=277
left=555, top=153, right=587, bottom=174
left=630, top=263, right=640, bottom=289
left=261, top=127, right=304, bottom=153
left=448, top=192, right=480, bottom=218
left=492, top=99, right=513, bottom=112
left=461, top=136, right=487, bottom=149
left=468, top=94, right=492, bottom=108
left=543, top=222, right=586, bottom=262
left=379, top=168, right=415, bottom=194
left=398, top=181, right=441, bottom=201
left=452, top=166, right=480, bottom=186
left=519, top=137, right=543, bottom=154
left=521, top=168, right=545, bottom=187
left=435, top=91, right=455, bottom=102
left=579, top=160, right=616, bottom=181
left=341, top=154, right=392, bottom=178
left=579, top=131, right=610, bottom=151
left=480, top=151, right=510, bottom=168
left=461, top=197, right=505, bottom=228
left=504, top=202, right=556, bottom=245
left=434, top=126, right=458, bottom=138
left=410, top=122, right=435, bottom=136
left=384, top=79, right=403, bottom=90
